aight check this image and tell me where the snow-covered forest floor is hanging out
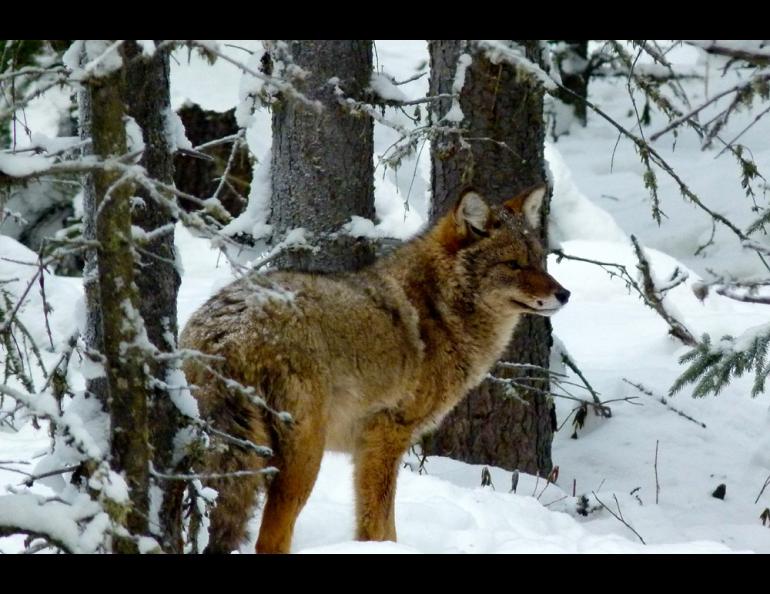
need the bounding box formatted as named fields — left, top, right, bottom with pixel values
left=2, top=41, right=769, bottom=553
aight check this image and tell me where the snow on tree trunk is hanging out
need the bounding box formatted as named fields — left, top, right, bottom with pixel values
left=122, top=40, right=183, bottom=553
left=79, top=44, right=151, bottom=553
left=270, top=40, right=376, bottom=273
left=424, top=40, right=554, bottom=475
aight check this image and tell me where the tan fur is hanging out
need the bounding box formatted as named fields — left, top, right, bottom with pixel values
left=180, top=186, right=569, bottom=553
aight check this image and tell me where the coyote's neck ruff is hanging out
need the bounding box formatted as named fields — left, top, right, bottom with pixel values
left=181, top=186, right=569, bottom=554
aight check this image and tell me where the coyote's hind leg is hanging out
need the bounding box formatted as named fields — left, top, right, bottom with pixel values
left=256, top=379, right=327, bottom=554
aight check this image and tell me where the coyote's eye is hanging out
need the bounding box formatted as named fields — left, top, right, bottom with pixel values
left=507, top=261, right=522, bottom=271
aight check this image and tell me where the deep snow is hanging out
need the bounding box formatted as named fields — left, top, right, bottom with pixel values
left=1, top=40, right=769, bottom=553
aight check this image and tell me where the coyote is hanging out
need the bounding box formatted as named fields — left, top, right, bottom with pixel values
left=180, top=185, right=569, bottom=553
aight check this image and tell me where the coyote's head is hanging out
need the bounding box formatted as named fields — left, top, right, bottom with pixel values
left=436, top=185, right=570, bottom=317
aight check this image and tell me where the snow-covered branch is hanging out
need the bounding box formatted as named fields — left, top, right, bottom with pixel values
left=671, top=322, right=770, bottom=398
left=552, top=247, right=698, bottom=347
left=477, top=40, right=559, bottom=91
left=185, top=40, right=320, bottom=111
left=686, top=40, right=770, bottom=66
left=0, top=493, right=107, bottom=554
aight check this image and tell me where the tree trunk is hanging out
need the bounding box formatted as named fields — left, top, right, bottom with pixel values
left=424, top=40, right=554, bottom=475
left=174, top=104, right=252, bottom=218
left=550, top=40, right=589, bottom=137
left=270, top=40, right=376, bottom=273
left=122, top=40, right=184, bottom=553
left=80, top=43, right=150, bottom=552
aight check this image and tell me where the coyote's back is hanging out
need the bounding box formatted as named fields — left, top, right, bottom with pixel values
left=181, top=186, right=569, bottom=553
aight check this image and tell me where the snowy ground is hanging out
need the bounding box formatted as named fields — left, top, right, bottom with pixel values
left=2, top=41, right=769, bottom=553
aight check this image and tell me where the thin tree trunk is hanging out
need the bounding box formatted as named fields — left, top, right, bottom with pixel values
left=551, top=40, right=589, bottom=134
left=80, top=43, right=150, bottom=552
left=122, top=40, right=184, bottom=553
left=424, top=40, right=554, bottom=475
left=270, top=40, right=376, bottom=273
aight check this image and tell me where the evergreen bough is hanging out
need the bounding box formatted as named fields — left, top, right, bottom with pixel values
left=671, top=330, right=770, bottom=398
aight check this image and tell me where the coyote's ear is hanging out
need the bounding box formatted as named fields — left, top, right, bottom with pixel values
left=454, top=189, right=491, bottom=238
left=504, top=185, right=547, bottom=229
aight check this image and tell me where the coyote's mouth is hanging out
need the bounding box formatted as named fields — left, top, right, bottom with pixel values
left=509, top=298, right=561, bottom=316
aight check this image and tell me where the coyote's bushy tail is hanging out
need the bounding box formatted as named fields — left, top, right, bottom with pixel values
left=184, top=357, right=273, bottom=554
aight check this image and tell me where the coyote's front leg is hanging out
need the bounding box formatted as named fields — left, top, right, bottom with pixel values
left=353, top=412, right=414, bottom=542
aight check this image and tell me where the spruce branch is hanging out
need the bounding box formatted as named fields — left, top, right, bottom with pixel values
left=670, top=329, right=770, bottom=398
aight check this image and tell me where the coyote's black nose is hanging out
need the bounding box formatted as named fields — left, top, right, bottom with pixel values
left=556, top=288, right=571, bottom=304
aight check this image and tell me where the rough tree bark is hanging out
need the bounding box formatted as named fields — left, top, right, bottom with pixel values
left=80, top=43, right=150, bottom=553
left=270, top=40, right=376, bottom=273
left=174, top=104, right=252, bottom=218
left=122, top=40, right=183, bottom=553
left=424, top=40, right=555, bottom=475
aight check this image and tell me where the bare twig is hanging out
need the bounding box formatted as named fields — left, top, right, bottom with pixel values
left=552, top=82, right=770, bottom=273
left=0, top=65, right=67, bottom=83
left=592, top=491, right=646, bottom=545
left=716, top=103, right=770, bottom=158
left=377, top=93, right=455, bottom=107
left=692, top=268, right=770, bottom=304
left=560, top=352, right=604, bottom=410
left=18, top=464, right=80, bottom=487
left=755, top=474, right=770, bottom=505
left=490, top=369, right=639, bottom=419
left=554, top=246, right=700, bottom=346
left=686, top=41, right=770, bottom=67
left=622, top=378, right=707, bottom=428
left=714, top=285, right=770, bottom=305
left=0, top=244, right=93, bottom=334
left=648, top=80, right=765, bottom=141
left=193, top=133, right=241, bottom=152
left=392, top=71, right=427, bottom=86
left=210, top=128, right=245, bottom=202
left=36, top=252, right=54, bottom=351
left=197, top=420, right=272, bottom=458
left=186, top=40, right=319, bottom=110
left=654, top=440, right=660, bottom=505
left=149, top=463, right=278, bottom=482
left=542, top=495, right=569, bottom=508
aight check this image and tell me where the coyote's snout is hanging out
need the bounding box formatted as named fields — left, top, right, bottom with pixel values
left=181, top=185, right=569, bottom=553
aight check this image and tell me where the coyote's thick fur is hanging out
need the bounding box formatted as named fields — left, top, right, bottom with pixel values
left=180, top=186, right=569, bottom=553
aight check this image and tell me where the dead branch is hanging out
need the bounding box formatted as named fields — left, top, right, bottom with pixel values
left=553, top=247, right=699, bottom=347
left=631, top=235, right=698, bottom=346
left=622, top=378, right=707, bottom=428
left=686, top=41, right=770, bottom=67
left=560, top=352, right=604, bottom=411
left=714, top=285, right=770, bottom=304
left=149, top=463, right=279, bottom=482
left=654, top=440, right=660, bottom=505
left=592, top=491, right=646, bottom=545
left=756, top=474, right=770, bottom=505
